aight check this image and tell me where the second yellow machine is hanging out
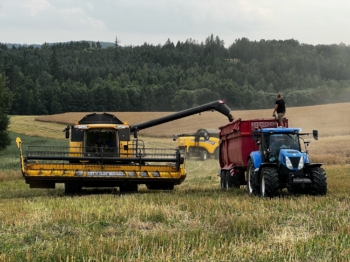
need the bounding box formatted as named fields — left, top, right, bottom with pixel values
left=173, top=129, right=220, bottom=161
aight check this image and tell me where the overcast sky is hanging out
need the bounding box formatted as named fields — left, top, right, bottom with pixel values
left=1, top=0, right=350, bottom=47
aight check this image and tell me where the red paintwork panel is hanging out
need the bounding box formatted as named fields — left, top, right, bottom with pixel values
left=219, top=118, right=288, bottom=169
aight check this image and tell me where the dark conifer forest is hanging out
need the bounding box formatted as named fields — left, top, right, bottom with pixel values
left=1, top=35, right=350, bottom=115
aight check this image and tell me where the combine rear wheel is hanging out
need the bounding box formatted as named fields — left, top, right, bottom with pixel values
left=200, top=150, right=208, bottom=161
left=310, top=167, right=327, bottom=195
left=260, top=167, right=279, bottom=198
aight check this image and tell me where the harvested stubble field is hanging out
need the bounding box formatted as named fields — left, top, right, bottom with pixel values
left=1, top=102, right=349, bottom=261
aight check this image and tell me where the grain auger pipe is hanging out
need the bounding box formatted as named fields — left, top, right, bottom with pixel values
left=130, top=99, right=233, bottom=136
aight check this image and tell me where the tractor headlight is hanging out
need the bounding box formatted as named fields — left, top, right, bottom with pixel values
left=285, top=156, right=293, bottom=169
left=298, top=156, right=304, bottom=170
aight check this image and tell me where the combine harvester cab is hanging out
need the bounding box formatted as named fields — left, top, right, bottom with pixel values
left=218, top=118, right=327, bottom=197
left=16, top=100, right=233, bottom=194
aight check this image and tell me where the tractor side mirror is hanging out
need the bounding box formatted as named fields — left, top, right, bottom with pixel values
left=252, top=131, right=259, bottom=141
left=313, top=130, right=318, bottom=140
left=173, top=135, right=178, bottom=141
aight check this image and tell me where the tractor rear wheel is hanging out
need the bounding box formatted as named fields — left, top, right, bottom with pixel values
left=260, top=167, right=279, bottom=197
left=310, top=167, right=327, bottom=195
left=247, top=160, right=257, bottom=195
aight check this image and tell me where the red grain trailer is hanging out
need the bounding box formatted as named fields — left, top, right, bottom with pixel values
left=218, top=118, right=288, bottom=189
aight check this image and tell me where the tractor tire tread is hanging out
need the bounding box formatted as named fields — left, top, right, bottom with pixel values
left=310, top=167, right=327, bottom=195
left=261, top=167, right=279, bottom=197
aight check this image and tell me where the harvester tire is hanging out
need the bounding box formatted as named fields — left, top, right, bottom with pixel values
left=247, top=160, right=257, bottom=195
left=260, top=167, right=279, bottom=198
left=147, top=183, right=174, bottom=190
left=120, top=183, right=138, bottom=194
left=200, top=150, right=208, bottom=161
left=214, top=148, right=219, bottom=159
left=65, top=182, right=82, bottom=195
left=310, top=167, right=327, bottom=195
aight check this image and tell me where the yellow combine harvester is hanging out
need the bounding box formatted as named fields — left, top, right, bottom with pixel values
left=173, top=129, right=220, bottom=161
left=16, top=100, right=233, bottom=194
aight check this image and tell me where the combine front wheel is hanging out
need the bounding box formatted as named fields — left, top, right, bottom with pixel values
left=65, top=182, right=82, bottom=195
left=120, top=183, right=138, bottom=194
left=147, top=183, right=174, bottom=190
left=247, top=160, right=257, bottom=195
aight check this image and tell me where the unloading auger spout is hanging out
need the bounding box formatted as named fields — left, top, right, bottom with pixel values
left=130, top=99, right=233, bottom=135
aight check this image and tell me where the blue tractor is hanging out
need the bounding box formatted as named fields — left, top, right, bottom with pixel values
left=247, top=127, right=327, bottom=197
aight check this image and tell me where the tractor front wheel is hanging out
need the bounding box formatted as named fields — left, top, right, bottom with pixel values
left=247, top=160, right=257, bottom=195
left=260, top=167, right=279, bottom=198
left=310, top=167, right=327, bottom=195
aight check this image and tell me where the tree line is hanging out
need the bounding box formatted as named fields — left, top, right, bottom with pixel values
left=1, top=35, right=350, bottom=117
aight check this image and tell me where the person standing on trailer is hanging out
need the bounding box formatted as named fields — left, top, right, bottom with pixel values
left=272, top=94, right=286, bottom=127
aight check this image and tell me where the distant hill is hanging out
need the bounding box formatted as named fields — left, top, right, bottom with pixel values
left=4, top=41, right=114, bottom=49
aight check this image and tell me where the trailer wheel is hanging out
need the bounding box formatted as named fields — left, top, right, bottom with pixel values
left=220, top=171, right=229, bottom=189
left=200, top=150, right=208, bottom=161
left=231, top=172, right=242, bottom=189
left=310, top=167, right=327, bottom=195
left=260, top=167, right=279, bottom=198
left=220, top=175, right=225, bottom=189
left=247, top=160, right=257, bottom=195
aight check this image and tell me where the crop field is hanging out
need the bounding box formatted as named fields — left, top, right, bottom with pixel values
left=1, top=102, right=350, bottom=261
